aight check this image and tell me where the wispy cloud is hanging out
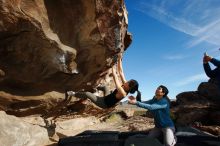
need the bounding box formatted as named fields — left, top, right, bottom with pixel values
left=210, top=47, right=220, bottom=53
left=163, top=54, right=189, bottom=60
left=175, top=73, right=208, bottom=87
left=136, top=0, right=220, bottom=48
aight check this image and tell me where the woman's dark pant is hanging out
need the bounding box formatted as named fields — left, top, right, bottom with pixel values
left=74, top=86, right=110, bottom=109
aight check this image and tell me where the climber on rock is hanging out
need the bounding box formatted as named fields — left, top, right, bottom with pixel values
left=128, top=85, right=177, bottom=146
left=65, top=53, right=141, bottom=108
left=203, top=52, right=220, bottom=88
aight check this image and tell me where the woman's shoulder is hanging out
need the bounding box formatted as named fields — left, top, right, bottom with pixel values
left=159, top=97, right=169, bottom=103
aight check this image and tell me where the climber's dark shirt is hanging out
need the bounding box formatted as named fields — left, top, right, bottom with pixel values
left=104, top=89, right=121, bottom=107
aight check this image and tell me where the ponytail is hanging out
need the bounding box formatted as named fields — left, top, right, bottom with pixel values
left=127, top=80, right=141, bottom=101
left=136, top=90, right=141, bottom=102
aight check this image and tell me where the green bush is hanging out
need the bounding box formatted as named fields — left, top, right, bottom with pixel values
left=105, top=113, right=123, bottom=123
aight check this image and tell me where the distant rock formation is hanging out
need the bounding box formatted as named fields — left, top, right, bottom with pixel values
left=0, top=0, right=131, bottom=116
left=172, top=78, right=220, bottom=135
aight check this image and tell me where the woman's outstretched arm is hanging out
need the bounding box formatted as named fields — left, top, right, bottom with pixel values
left=112, top=66, right=127, bottom=97
left=117, top=53, right=127, bottom=84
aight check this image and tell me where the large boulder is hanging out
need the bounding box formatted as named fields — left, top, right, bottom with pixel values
left=176, top=91, right=209, bottom=105
left=198, top=79, right=220, bottom=99
left=173, top=78, right=220, bottom=135
left=0, top=0, right=131, bottom=116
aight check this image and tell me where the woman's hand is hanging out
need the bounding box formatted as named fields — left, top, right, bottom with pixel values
left=128, top=96, right=137, bottom=104
left=203, top=55, right=212, bottom=63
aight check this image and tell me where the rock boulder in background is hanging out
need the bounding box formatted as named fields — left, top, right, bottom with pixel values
left=0, top=111, right=49, bottom=146
left=173, top=78, right=220, bottom=135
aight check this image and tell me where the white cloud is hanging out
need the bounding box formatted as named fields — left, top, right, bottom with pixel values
left=175, top=73, right=208, bottom=87
left=209, top=47, right=220, bottom=53
left=187, top=19, right=220, bottom=48
left=163, top=54, right=189, bottom=60
left=136, top=0, right=220, bottom=48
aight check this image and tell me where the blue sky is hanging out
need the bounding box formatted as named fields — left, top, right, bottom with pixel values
left=123, top=0, right=220, bottom=100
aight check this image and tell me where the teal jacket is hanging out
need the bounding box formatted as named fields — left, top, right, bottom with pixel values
left=136, top=97, right=174, bottom=128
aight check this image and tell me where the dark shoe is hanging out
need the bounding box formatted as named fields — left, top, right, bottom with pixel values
left=65, top=90, right=68, bottom=101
